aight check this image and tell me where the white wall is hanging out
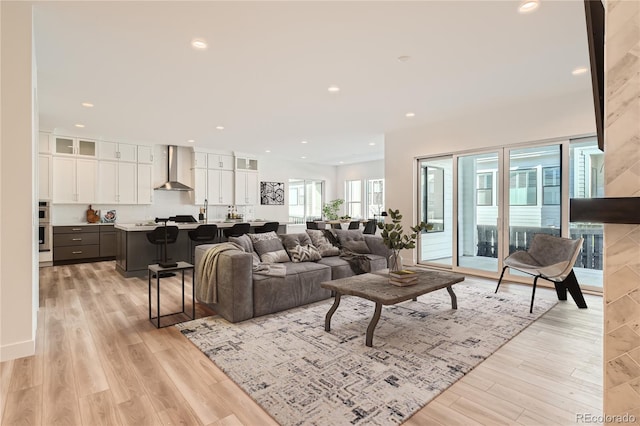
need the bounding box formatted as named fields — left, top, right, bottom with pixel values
left=253, top=155, right=338, bottom=222
left=1, top=1, right=37, bottom=361
left=385, top=89, right=596, bottom=264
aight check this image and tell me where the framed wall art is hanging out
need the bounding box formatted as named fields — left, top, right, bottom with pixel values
left=260, top=181, right=285, bottom=205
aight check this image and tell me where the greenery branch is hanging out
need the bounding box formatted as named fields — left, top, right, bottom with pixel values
left=377, top=209, right=432, bottom=251
left=322, top=199, right=344, bottom=220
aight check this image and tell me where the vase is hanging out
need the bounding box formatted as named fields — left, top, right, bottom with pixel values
left=389, top=251, right=403, bottom=272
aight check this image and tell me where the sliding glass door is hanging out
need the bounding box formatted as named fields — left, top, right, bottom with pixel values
left=456, top=151, right=501, bottom=273
left=418, top=157, right=453, bottom=267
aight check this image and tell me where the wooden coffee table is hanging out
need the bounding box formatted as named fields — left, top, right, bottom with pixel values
left=321, top=269, right=465, bottom=347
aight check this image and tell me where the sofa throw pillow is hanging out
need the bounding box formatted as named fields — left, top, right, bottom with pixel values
left=249, top=232, right=290, bottom=263
left=288, top=244, right=322, bottom=263
left=306, top=229, right=340, bottom=257
left=280, top=233, right=312, bottom=251
left=229, top=235, right=260, bottom=266
left=334, top=229, right=371, bottom=254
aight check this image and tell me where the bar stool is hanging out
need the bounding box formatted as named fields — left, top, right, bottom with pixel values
left=254, top=222, right=279, bottom=234
left=223, top=223, right=251, bottom=240
left=146, top=226, right=179, bottom=276
left=187, top=224, right=218, bottom=263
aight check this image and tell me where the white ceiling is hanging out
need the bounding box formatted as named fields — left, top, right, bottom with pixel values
left=34, top=1, right=593, bottom=165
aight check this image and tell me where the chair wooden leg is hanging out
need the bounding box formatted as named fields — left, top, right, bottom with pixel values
left=556, top=269, right=588, bottom=309
left=530, top=275, right=540, bottom=314
left=495, top=266, right=508, bottom=293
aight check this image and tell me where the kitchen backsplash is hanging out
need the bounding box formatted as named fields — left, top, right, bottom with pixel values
left=51, top=190, right=253, bottom=224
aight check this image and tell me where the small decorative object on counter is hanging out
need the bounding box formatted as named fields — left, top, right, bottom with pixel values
left=102, top=209, right=117, bottom=223
left=86, top=205, right=100, bottom=223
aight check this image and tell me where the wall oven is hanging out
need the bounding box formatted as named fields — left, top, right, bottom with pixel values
left=39, top=201, right=50, bottom=251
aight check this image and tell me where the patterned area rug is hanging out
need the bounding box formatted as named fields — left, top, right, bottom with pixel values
left=178, top=281, right=556, bottom=426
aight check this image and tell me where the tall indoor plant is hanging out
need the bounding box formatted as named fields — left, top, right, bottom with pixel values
left=377, top=209, right=432, bottom=272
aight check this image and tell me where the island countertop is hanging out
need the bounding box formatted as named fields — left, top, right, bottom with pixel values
left=114, top=221, right=288, bottom=232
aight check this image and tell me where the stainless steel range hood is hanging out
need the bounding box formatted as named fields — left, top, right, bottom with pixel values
left=154, top=145, right=193, bottom=191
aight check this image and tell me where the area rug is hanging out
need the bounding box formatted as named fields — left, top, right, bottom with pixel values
left=177, top=281, right=556, bottom=426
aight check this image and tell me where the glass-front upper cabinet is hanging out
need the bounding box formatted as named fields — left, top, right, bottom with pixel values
left=53, top=136, right=97, bottom=157
left=236, top=156, right=258, bottom=171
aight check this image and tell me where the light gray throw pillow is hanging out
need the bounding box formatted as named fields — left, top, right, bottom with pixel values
left=249, top=232, right=290, bottom=263
left=306, top=230, right=340, bottom=257
left=334, top=229, right=371, bottom=254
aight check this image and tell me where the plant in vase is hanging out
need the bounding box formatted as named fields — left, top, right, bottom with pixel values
left=322, top=199, right=344, bottom=221
left=377, top=209, right=432, bottom=272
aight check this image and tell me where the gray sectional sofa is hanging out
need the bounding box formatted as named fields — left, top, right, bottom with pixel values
left=194, top=230, right=391, bottom=323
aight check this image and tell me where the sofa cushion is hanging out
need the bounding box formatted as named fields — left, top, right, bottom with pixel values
left=249, top=232, right=290, bottom=263
left=288, top=244, right=322, bottom=263
left=306, top=229, right=340, bottom=257
left=334, top=229, right=371, bottom=254
left=316, top=256, right=355, bottom=279
left=229, top=235, right=260, bottom=265
left=252, top=262, right=332, bottom=317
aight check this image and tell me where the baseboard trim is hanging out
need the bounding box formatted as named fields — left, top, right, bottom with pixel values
left=0, top=338, right=35, bottom=362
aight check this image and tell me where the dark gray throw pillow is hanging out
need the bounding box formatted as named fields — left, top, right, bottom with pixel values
left=334, top=229, right=370, bottom=254
left=306, top=230, right=340, bottom=257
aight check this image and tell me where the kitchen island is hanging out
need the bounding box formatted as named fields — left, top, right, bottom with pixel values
left=115, top=221, right=288, bottom=277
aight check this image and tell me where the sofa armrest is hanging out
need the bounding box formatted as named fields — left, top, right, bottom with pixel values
left=364, top=235, right=391, bottom=263
left=194, top=245, right=254, bottom=323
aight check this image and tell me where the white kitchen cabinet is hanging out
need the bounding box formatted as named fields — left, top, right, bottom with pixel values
left=208, top=169, right=234, bottom=205
left=137, top=163, right=153, bottom=204
left=99, top=141, right=137, bottom=162
left=235, top=156, right=258, bottom=171
left=208, top=154, right=234, bottom=170
left=192, top=168, right=207, bottom=205
left=137, top=145, right=154, bottom=164
left=53, top=136, right=97, bottom=157
left=98, top=161, right=137, bottom=204
left=39, top=132, right=51, bottom=154
left=193, top=151, right=207, bottom=168
left=235, top=170, right=258, bottom=205
left=53, top=156, right=98, bottom=203
left=38, top=154, right=52, bottom=200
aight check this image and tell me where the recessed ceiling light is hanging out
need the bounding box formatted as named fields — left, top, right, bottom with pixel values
left=518, top=0, right=539, bottom=13
left=265, top=150, right=271, bottom=153
left=74, top=124, right=85, bottom=128
left=339, top=161, right=344, bottom=164
left=397, top=56, right=411, bottom=62
left=301, top=140, right=308, bottom=144
left=369, top=142, right=376, bottom=146
left=187, top=139, right=195, bottom=143
left=301, top=156, right=307, bottom=159
left=405, top=112, right=415, bottom=118
left=328, top=86, right=340, bottom=93
left=572, top=67, right=588, bottom=75
left=215, top=126, right=224, bottom=130
left=81, top=102, right=94, bottom=108
left=191, top=38, right=208, bottom=50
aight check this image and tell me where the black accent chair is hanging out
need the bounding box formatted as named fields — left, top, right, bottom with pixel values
left=348, top=220, right=360, bottom=230
left=223, top=223, right=251, bottom=240
left=255, top=222, right=279, bottom=234
left=331, top=223, right=341, bottom=229
left=306, top=221, right=326, bottom=230
left=187, top=224, right=218, bottom=263
left=146, top=226, right=180, bottom=274
left=363, top=220, right=377, bottom=235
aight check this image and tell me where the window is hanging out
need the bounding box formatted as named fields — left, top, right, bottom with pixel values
left=542, top=166, right=560, bottom=205
left=476, top=172, right=493, bottom=206
left=345, top=180, right=362, bottom=218
left=509, top=169, right=537, bottom=205
left=366, top=179, right=384, bottom=218
left=288, top=179, right=324, bottom=223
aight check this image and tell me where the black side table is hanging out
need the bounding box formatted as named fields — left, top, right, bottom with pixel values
left=148, top=261, right=196, bottom=328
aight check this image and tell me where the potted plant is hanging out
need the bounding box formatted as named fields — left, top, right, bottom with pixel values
left=377, top=209, right=432, bottom=272
left=322, top=199, right=344, bottom=220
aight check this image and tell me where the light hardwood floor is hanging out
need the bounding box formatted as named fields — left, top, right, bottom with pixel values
left=0, top=261, right=602, bottom=425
